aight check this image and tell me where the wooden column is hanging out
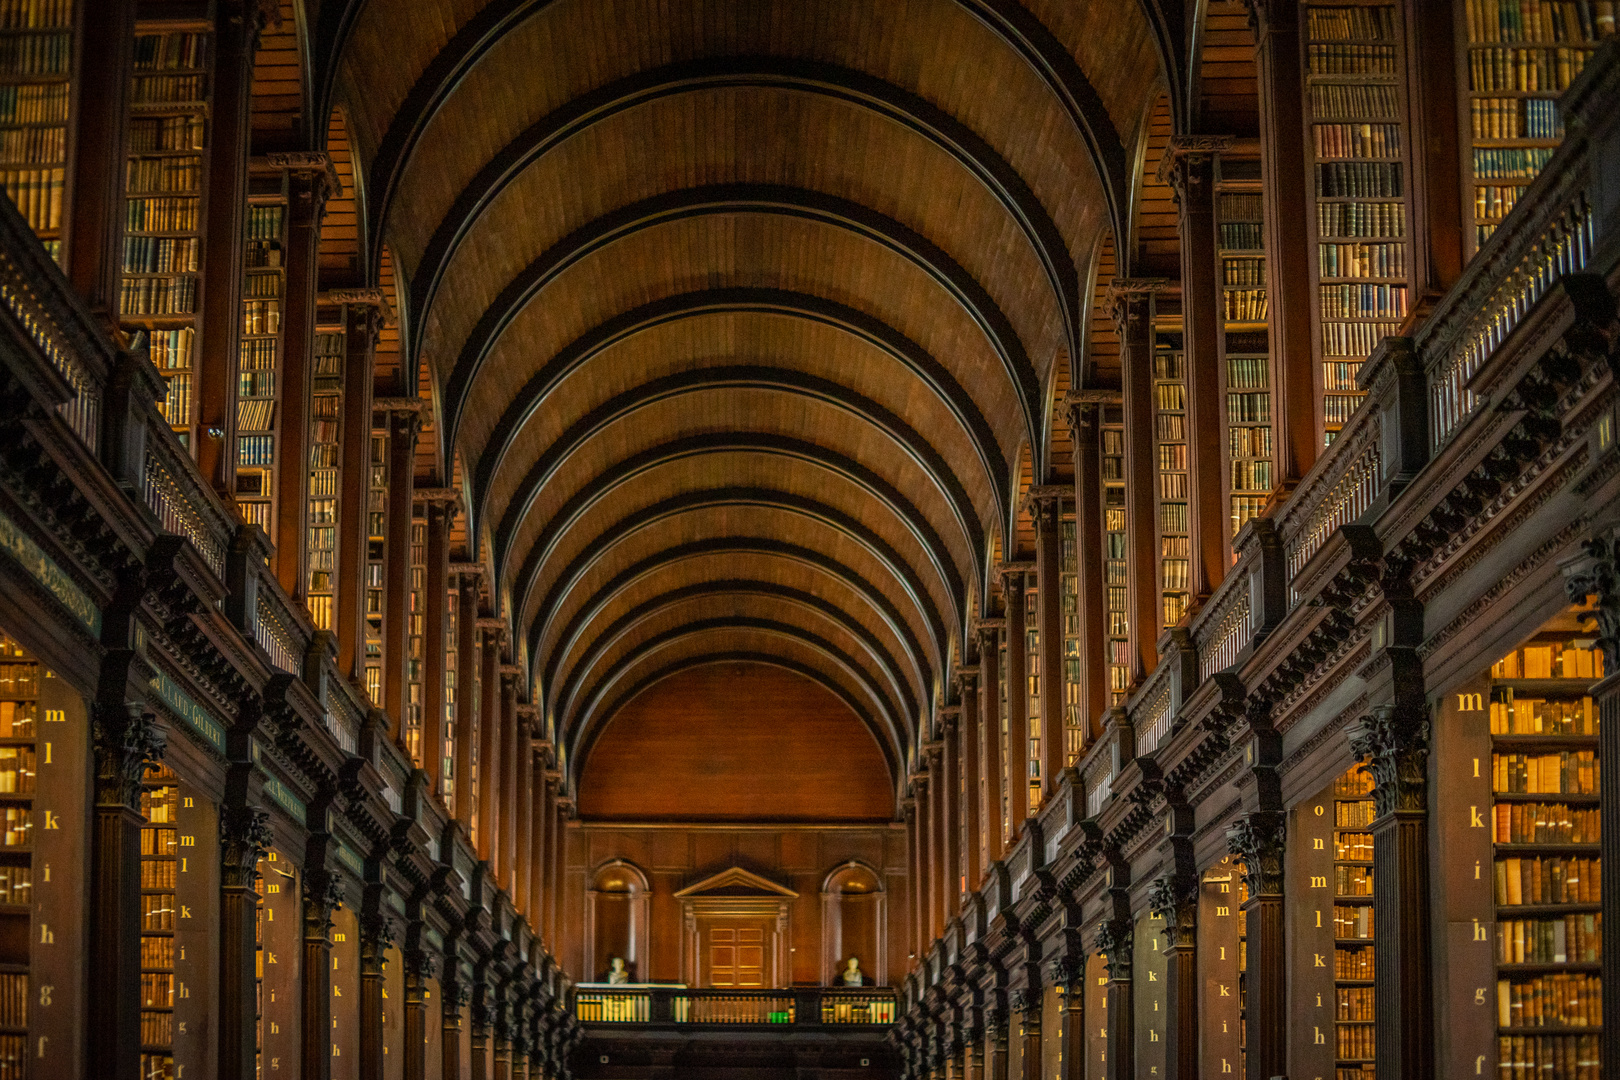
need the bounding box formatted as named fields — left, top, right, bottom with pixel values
left=471, top=986, right=490, bottom=1080
left=905, top=801, right=922, bottom=961
left=940, top=719, right=961, bottom=907
left=1097, top=920, right=1133, bottom=1080
left=1154, top=873, right=1199, bottom=1080
left=63, top=0, right=135, bottom=321
left=515, top=707, right=535, bottom=918
left=86, top=700, right=160, bottom=1080
left=500, top=668, right=521, bottom=891
left=537, top=770, right=555, bottom=944
left=1401, top=0, right=1464, bottom=301
left=956, top=671, right=982, bottom=892
left=1165, top=143, right=1232, bottom=593
left=983, top=999, right=1009, bottom=1080
left=195, top=0, right=263, bottom=490
left=359, top=909, right=390, bottom=1080
left=1028, top=490, right=1067, bottom=790
left=453, top=568, right=482, bottom=826
left=921, top=770, right=939, bottom=944
left=915, top=776, right=933, bottom=950
left=272, top=159, right=335, bottom=597
left=1250, top=0, right=1318, bottom=485
left=1112, top=284, right=1161, bottom=681
left=404, top=953, right=429, bottom=1080
left=1055, top=966, right=1084, bottom=1080
left=1013, top=987, right=1041, bottom=1080
left=1226, top=812, right=1287, bottom=1080
left=335, top=299, right=383, bottom=680
left=553, top=795, right=571, bottom=951
left=380, top=404, right=422, bottom=742
left=302, top=869, right=339, bottom=1080
left=418, top=492, right=457, bottom=797
left=931, top=747, right=948, bottom=938
left=442, top=973, right=466, bottom=1080
left=1064, top=396, right=1110, bottom=740
left=976, top=623, right=1005, bottom=864
left=964, top=1009, right=985, bottom=1080
left=219, top=805, right=272, bottom=1080
left=999, top=569, right=1030, bottom=830
left=477, top=623, right=504, bottom=865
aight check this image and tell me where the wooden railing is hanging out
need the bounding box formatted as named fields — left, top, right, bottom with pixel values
left=573, top=986, right=897, bottom=1027
left=1277, top=397, right=1382, bottom=604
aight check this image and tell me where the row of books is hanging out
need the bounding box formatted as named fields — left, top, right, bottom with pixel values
left=1337, top=986, right=1375, bottom=1022
left=1223, top=257, right=1264, bottom=286
left=0, top=700, right=33, bottom=737
left=1231, top=460, right=1273, bottom=493
left=133, top=32, right=207, bottom=73
left=146, top=326, right=193, bottom=370
left=244, top=269, right=281, bottom=298
left=1318, top=200, right=1405, bottom=239
left=1160, top=559, right=1190, bottom=592
left=1494, top=801, right=1599, bottom=844
left=0, top=163, right=57, bottom=229
left=311, top=418, right=340, bottom=444
left=1493, top=1034, right=1599, bottom=1080
left=125, top=195, right=198, bottom=233
left=1334, top=944, right=1374, bottom=980
left=1159, top=502, right=1190, bottom=535
left=1328, top=358, right=1367, bottom=391
left=0, top=29, right=66, bottom=78
left=1154, top=382, right=1185, bottom=411
left=1472, top=97, right=1564, bottom=141
left=1467, top=44, right=1596, bottom=91
left=1155, top=412, right=1186, bottom=441
left=0, top=805, right=28, bottom=846
left=1496, top=913, right=1602, bottom=964
left=0, top=863, right=24, bottom=906
left=245, top=239, right=283, bottom=269
left=0, top=0, right=71, bottom=29
left=242, top=299, right=281, bottom=335
left=1157, top=442, right=1188, bottom=470
left=1336, top=798, right=1376, bottom=828
left=1224, top=292, right=1264, bottom=329
left=1465, top=0, right=1618, bottom=43
left=1335, top=832, right=1373, bottom=861
left=1333, top=904, right=1374, bottom=939
left=236, top=433, right=273, bottom=466
left=1325, top=394, right=1363, bottom=427
left=1493, top=751, right=1599, bottom=794
left=1218, top=192, right=1263, bottom=220
left=131, top=74, right=206, bottom=107
left=1318, top=241, right=1406, bottom=279
left=0, top=123, right=61, bottom=170
left=1336, top=864, right=1373, bottom=896
left=1477, top=184, right=1524, bottom=222
left=1492, top=641, right=1604, bottom=679
left=1306, top=43, right=1398, bottom=75
left=247, top=204, right=282, bottom=240
left=1320, top=283, right=1408, bottom=318
left=1219, top=221, right=1263, bottom=250
left=238, top=499, right=269, bottom=530
left=158, top=373, right=191, bottom=428
left=240, top=337, right=277, bottom=371
left=1227, top=355, right=1270, bottom=390
left=1313, top=122, right=1401, bottom=160
left=120, top=275, right=195, bottom=316
left=309, top=443, right=338, bottom=471
left=0, top=974, right=22, bottom=1029
left=1315, top=162, right=1403, bottom=199
left=1490, top=695, right=1596, bottom=736
left=138, top=858, right=175, bottom=891
left=0, top=662, right=33, bottom=697
left=122, top=235, right=197, bottom=274
left=1323, top=322, right=1400, bottom=359
left=1475, top=147, right=1556, bottom=180
left=126, top=156, right=200, bottom=195
left=1493, top=855, right=1600, bottom=905
left=1309, top=83, right=1398, bottom=122
left=236, top=398, right=274, bottom=432
left=1496, top=972, right=1601, bottom=1028
left=1231, top=495, right=1266, bottom=537
left=1153, top=351, right=1185, bottom=379
left=139, top=1010, right=173, bottom=1049
left=1306, top=6, right=1396, bottom=42
left=238, top=370, right=274, bottom=399
left=1228, top=392, right=1271, bottom=424
left=1334, top=1020, right=1375, bottom=1062
left=128, top=115, right=205, bottom=154
left=0, top=747, right=32, bottom=794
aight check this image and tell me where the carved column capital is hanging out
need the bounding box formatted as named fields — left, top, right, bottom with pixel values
left=219, top=805, right=273, bottom=889
left=1147, top=871, right=1199, bottom=949
left=1565, top=532, right=1620, bottom=671
left=1046, top=953, right=1085, bottom=993
left=92, top=703, right=164, bottom=808
left=1105, top=279, right=1168, bottom=341
left=303, top=867, right=344, bottom=940
left=1093, top=918, right=1133, bottom=981
left=1225, top=810, right=1286, bottom=897
left=1155, top=137, right=1231, bottom=207
left=1347, top=704, right=1430, bottom=818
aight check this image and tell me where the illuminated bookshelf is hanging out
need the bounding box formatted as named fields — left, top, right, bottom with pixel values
left=1152, top=346, right=1190, bottom=627
left=0, top=0, right=73, bottom=261
left=1332, top=767, right=1376, bottom=1080
left=1101, top=405, right=1129, bottom=705
left=1217, top=176, right=1273, bottom=540
left=235, top=177, right=286, bottom=533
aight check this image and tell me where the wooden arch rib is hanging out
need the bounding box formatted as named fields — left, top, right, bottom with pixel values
left=363, top=0, right=1128, bottom=285
left=533, top=519, right=932, bottom=720
left=567, top=620, right=905, bottom=781
left=407, top=58, right=1081, bottom=375
left=485, top=363, right=985, bottom=599
left=553, top=582, right=919, bottom=744
left=526, top=494, right=945, bottom=702
left=571, top=652, right=903, bottom=794
left=449, top=188, right=1037, bottom=487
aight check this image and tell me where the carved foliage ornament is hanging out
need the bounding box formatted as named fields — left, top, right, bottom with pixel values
left=1008, top=985, right=1042, bottom=1017
left=219, top=805, right=273, bottom=887
left=303, top=869, right=345, bottom=938
left=1046, top=953, right=1084, bottom=992
left=1093, top=918, right=1132, bottom=981
left=1225, top=811, right=1286, bottom=897
left=1346, top=704, right=1431, bottom=818
left=1146, top=872, right=1198, bottom=947
left=1564, top=533, right=1620, bottom=672
left=93, top=704, right=164, bottom=809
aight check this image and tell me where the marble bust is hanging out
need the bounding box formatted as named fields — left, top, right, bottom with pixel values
left=839, top=956, right=866, bottom=986
left=607, top=957, right=630, bottom=984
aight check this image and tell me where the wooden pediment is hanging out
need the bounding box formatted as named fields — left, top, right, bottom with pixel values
left=673, top=866, right=799, bottom=899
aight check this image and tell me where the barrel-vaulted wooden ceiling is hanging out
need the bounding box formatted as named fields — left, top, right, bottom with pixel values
left=323, top=0, right=1171, bottom=798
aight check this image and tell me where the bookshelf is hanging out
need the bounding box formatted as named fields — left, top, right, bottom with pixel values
left=235, top=174, right=287, bottom=534
left=1022, top=572, right=1041, bottom=812
left=1101, top=405, right=1129, bottom=705
left=998, top=630, right=1009, bottom=845
left=1460, top=1, right=1615, bottom=253
left=1331, top=767, right=1376, bottom=1080
left=406, top=509, right=427, bottom=765
left=0, top=0, right=72, bottom=261
left=1216, top=177, right=1273, bottom=541
left=1302, top=2, right=1411, bottom=444
left=443, top=576, right=459, bottom=804
left=1487, top=629, right=1603, bottom=1077
left=1060, top=515, right=1084, bottom=763
left=0, top=635, right=33, bottom=1077
left=1152, top=346, right=1190, bottom=627
left=122, top=26, right=210, bottom=447
left=306, top=320, right=344, bottom=631
left=364, top=426, right=386, bottom=706
left=139, top=764, right=179, bottom=1080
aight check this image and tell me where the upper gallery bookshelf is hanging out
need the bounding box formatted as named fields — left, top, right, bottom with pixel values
left=1302, top=2, right=1411, bottom=445
left=0, top=0, right=72, bottom=261
left=1460, top=0, right=1615, bottom=255
left=235, top=171, right=286, bottom=534
left=1215, top=167, right=1272, bottom=543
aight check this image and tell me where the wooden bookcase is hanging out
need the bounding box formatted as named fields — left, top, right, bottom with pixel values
left=1301, top=1, right=1412, bottom=445
left=442, top=577, right=460, bottom=803
left=121, top=24, right=210, bottom=447
left=235, top=170, right=287, bottom=534
left=1151, top=343, right=1190, bottom=627
left=406, top=508, right=427, bottom=765
left=0, top=0, right=73, bottom=261
left=1486, top=629, right=1603, bottom=1075
left=1215, top=169, right=1273, bottom=541
left=1059, top=514, right=1083, bottom=764
left=0, top=635, right=34, bottom=1076
left=139, top=765, right=179, bottom=1079
left=1332, top=767, right=1376, bottom=1078
left=1459, top=1, right=1615, bottom=254
left=1100, top=405, right=1129, bottom=705
left=306, top=317, right=345, bottom=632
left=364, top=426, right=387, bottom=706
left=1021, top=571, right=1041, bottom=812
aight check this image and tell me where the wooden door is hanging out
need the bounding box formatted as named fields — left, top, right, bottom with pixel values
left=701, top=920, right=772, bottom=987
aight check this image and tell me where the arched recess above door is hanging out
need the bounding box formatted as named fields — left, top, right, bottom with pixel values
left=584, top=859, right=651, bottom=985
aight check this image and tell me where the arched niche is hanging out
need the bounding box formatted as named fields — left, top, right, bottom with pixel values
left=584, top=859, right=650, bottom=983
left=821, top=861, right=886, bottom=986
